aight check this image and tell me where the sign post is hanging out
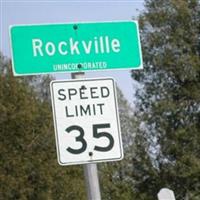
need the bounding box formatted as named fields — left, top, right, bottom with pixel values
left=10, top=20, right=143, bottom=200
left=84, top=163, right=101, bottom=200
left=71, top=72, right=101, bottom=200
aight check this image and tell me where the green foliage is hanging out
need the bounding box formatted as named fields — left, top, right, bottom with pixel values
left=132, top=0, right=200, bottom=199
left=100, top=88, right=137, bottom=200
left=0, top=55, right=86, bottom=200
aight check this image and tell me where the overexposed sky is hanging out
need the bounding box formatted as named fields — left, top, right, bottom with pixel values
left=1, top=0, right=144, bottom=105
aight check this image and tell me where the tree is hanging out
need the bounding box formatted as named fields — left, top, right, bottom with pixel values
left=131, top=0, right=200, bottom=199
left=100, top=88, right=138, bottom=200
left=0, top=54, right=86, bottom=200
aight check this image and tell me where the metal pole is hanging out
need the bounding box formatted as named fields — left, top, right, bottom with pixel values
left=71, top=72, right=101, bottom=200
left=84, top=164, right=101, bottom=200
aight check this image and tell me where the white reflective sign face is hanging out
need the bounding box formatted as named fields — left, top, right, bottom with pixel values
left=50, top=78, right=123, bottom=166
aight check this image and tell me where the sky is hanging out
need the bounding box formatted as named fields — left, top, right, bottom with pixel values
left=0, top=0, right=145, bottom=106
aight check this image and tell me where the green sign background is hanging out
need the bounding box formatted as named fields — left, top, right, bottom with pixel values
left=10, top=21, right=142, bottom=76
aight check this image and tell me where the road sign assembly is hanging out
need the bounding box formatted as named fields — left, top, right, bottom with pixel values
left=10, top=21, right=142, bottom=76
left=50, top=78, right=123, bottom=166
left=10, top=18, right=143, bottom=199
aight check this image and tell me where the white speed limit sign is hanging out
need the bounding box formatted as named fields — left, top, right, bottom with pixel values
left=50, top=78, right=123, bottom=166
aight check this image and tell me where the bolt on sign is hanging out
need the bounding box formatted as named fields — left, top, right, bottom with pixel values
left=50, top=78, right=123, bottom=165
left=10, top=21, right=143, bottom=76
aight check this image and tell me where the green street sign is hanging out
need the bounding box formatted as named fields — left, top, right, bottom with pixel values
left=10, top=21, right=143, bottom=76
